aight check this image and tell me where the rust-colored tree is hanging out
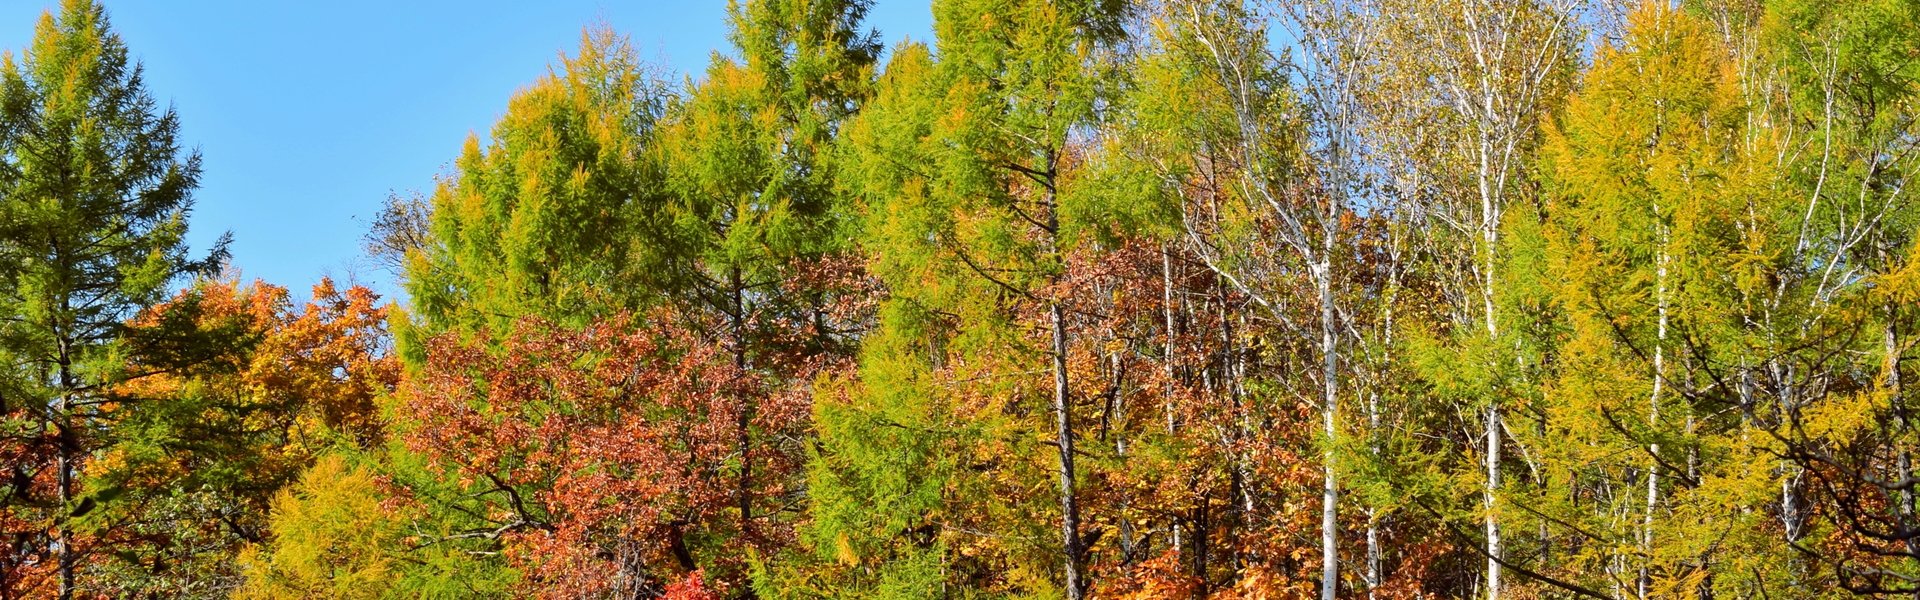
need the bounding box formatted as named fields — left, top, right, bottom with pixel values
left=399, top=310, right=832, bottom=597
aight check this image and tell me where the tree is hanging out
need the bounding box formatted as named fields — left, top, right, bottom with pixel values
left=0, top=1, right=1905, bottom=597
left=781, top=41, right=958, bottom=599
left=818, top=0, right=1134, bottom=596
left=1340, top=0, right=1582, bottom=596
left=656, top=0, right=880, bottom=558
left=397, top=312, right=820, bottom=596
left=389, top=5, right=884, bottom=591
left=1531, top=3, right=1787, bottom=595
left=364, top=192, right=430, bottom=278
left=386, top=29, right=672, bottom=592
left=402, top=26, right=669, bottom=340
left=0, top=273, right=398, bottom=600
left=235, top=455, right=402, bottom=600
left=70, top=278, right=395, bottom=598
left=0, top=1, right=224, bottom=596
left=1747, top=0, right=1920, bottom=593
left=1124, top=1, right=1358, bottom=596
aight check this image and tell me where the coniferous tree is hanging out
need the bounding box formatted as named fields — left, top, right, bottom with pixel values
left=1347, top=1, right=1581, bottom=595
left=786, top=41, right=955, bottom=599
left=1748, top=0, right=1920, bottom=592
left=402, top=26, right=669, bottom=340
left=0, top=1, right=225, bottom=597
left=383, top=3, right=882, bottom=594
left=657, top=0, right=880, bottom=562
left=385, top=27, right=674, bottom=595
left=814, top=1, right=1131, bottom=597
left=0, top=0, right=1889, bottom=598
left=235, top=455, right=402, bottom=600
left=1531, top=4, right=1788, bottom=594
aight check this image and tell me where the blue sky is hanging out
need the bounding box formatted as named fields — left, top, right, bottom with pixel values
left=0, top=1, right=932, bottom=299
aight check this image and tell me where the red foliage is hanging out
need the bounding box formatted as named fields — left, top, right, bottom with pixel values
left=400, top=310, right=822, bottom=596
left=661, top=569, right=724, bottom=600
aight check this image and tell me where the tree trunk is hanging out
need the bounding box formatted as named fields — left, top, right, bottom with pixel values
left=1051, top=300, right=1085, bottom=600
left=56, top=335, right=75, bottom=600
left=1163, top=245, right=1184, bottom=562
left=1319, top=260, right=1340, bottom=600
left=1893, top=309, right=1916, bottom=558
left=1481, top=171, right=1503, bottom=600
left=732, top=266, right=754, bottom=546
left=1642, top=237, right=1669, bottom=600
left=1484, top=403, right=1502, bottom=600
left=1163, top=244, right=1180, bottom=435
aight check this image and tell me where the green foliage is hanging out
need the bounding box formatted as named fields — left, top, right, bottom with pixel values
left=1528, top=3, right=1780, bottom=592
left=2, top=0, right=1915, bottom=598
left=238, top=449, right=519, bottom=600
left=800, top=0, right=1137, bottom=596
left=236, top=454, right=401, bottom=599
left=405, top=27, right=670, bottom=338
left=777, top=43, right=957, bottom=599
left=0, top=0, right=226, bottom=595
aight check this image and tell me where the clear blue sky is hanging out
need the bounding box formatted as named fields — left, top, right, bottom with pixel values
left=0, top=1, right=932, bottom=298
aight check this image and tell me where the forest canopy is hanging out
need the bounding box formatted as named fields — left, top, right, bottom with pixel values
left=1, top=0, right=1918, bottom=598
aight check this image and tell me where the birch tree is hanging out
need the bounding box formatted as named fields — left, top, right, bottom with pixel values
left=1124, top=1, right=1355, bottom=596
left=1347, top=1, right=1581, bottom=596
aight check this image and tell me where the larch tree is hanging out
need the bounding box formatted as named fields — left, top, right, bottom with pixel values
left=817, top=0, right=1132, bottom=596
left=911, top=0, right=1124, bottom=595
left=1533, top=3, right=1789, bottom=595
left=787, top=41, right=956, bottom=599
left=1748, top=0, right=1920, bottom=592
left=87, top=278, right=396, bottom=598
left=235, top=455, right=402, bottom=600
left=655, top=0, right=880, bottom=557
left=401, top=26, right=669, bottom=341
left=0, top=1, right=224, bottom=597
left=388, top=26, right=673, bottom=594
